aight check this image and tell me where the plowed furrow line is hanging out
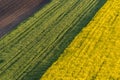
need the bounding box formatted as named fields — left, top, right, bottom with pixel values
left=0, top=0, right=81, bottom=76
left=0, top=0, right=65, bottom=48
left=15, top=0, right=105, bottom=79
left=14, top=1, right=95, bottom=79
left=0, top=0, right=69, bottom=71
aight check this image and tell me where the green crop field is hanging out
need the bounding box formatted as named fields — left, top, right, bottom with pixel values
left=0, top=0, right=110, bottom=80
left=41, top=0, right=120, bottom=79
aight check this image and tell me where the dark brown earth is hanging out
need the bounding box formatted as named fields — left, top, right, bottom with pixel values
left=0, top=0, right=51, bottom=38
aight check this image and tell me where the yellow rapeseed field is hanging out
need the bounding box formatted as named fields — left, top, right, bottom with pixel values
left=41, top=0, right=120, bottom=80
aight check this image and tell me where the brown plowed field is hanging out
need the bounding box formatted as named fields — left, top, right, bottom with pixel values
left=0, top=0, right=50, bottom=37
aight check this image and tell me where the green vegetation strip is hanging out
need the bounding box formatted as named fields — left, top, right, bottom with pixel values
left=0, top=0, right=106, bottom=80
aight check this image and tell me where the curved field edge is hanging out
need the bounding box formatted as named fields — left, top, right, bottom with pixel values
left=41, top=0, right=120, bottom=80
left=0, top=0, right=106, bottom=80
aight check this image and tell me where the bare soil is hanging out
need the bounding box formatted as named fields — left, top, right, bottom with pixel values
left=0, top=0, right=51, bottom=38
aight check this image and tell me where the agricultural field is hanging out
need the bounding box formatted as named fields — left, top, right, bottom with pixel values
left=0, top=0, right=119, bottom=80
left=0, top=0, right=49, bottom=37
left=41, top=0, right=120, bottom=80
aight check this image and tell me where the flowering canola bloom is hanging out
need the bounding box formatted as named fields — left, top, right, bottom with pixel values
left=0, top=0, right=106, bottom=79
left=41, top=0, right=120, bottom=80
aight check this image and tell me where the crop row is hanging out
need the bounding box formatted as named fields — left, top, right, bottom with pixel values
left=41, top=0, right=120, bottom=80
left=0, top=0, right=106, bottom=80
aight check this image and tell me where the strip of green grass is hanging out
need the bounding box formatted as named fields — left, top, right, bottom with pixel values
left=0, top=0, right=106, bottom=80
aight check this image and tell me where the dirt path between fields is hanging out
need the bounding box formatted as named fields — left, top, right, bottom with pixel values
left=0, top=0, right=51, bottom=38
